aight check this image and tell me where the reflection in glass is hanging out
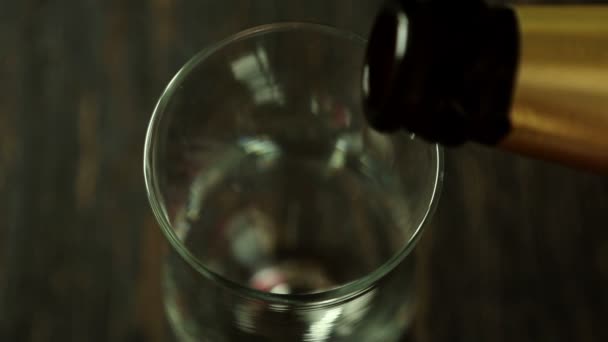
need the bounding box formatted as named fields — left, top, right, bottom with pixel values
left=145, top=23, right=442, bottom=341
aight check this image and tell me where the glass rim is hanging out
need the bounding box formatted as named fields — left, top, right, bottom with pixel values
left=144, top=22, right=444, bottom=305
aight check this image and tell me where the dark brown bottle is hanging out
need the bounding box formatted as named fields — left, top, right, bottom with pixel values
left=363, top=0, right=608, bottom=171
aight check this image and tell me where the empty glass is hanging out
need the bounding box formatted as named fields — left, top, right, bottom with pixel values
left=144, top=23, right=442, bottom=341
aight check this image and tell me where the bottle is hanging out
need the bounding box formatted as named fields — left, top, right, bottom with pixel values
left=363, top=0, right=608, bottom=171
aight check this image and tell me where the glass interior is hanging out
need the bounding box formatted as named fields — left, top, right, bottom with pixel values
left=145, top=23, right=442, bottom=295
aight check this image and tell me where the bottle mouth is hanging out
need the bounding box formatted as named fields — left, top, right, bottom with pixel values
left=363, top=4, right=408, bottom=133
left=363, top=1, right=520, bottom=145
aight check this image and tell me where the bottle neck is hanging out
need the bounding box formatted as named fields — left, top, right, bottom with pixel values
left=365, top=1, right=608, bottom=171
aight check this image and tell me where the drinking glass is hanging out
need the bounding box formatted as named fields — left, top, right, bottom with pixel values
left=144, top=22, right=442, bottom=342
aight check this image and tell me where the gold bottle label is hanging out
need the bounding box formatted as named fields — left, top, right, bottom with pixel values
left=502, top=6, right=608, bottom=170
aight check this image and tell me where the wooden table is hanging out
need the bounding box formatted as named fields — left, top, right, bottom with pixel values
left=1, top=0, right=607, bottom=341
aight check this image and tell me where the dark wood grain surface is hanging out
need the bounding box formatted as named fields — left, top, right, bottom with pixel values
left=1, top=0, right=607, bottom=341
